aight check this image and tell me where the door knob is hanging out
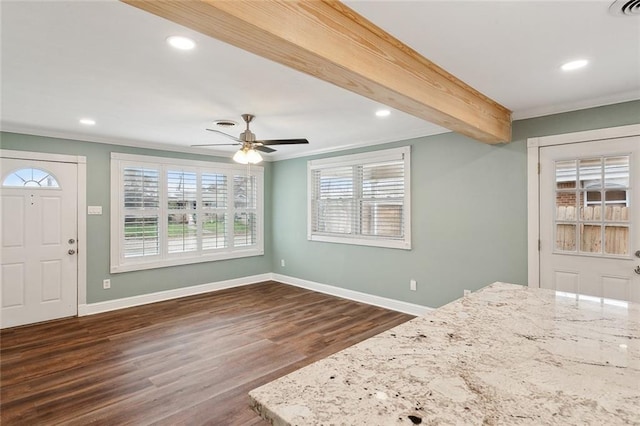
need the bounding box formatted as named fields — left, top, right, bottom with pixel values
left=635, top=250, right=640, bottom=258
left=635, top=265, right=640, bottom=275
left=68, top=249, right=76, bottom=255
left=68, top=238, right=76, bottom=244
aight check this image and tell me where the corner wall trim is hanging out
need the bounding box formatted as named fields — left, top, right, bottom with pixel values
left=78, top=273, right=273, bottom=316
left=272, top=273, right=433, bottom=316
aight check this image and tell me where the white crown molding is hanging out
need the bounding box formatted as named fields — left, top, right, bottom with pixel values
left=0, top=123, right=246, bottom=161
left=0, top=121, right=446, bottom=164
left=5, top=91, right=637, bottom=164
left=272, top=273, right=432, bottom=316
left=512, top=91, right=640, bottom=120
left=269, top=128, right=449, bottom=162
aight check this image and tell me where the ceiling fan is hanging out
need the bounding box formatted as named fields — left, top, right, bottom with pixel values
left=192, top=114, right=309, bottom=164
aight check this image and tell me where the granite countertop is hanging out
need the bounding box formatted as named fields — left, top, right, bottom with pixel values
left=249, top=282, right=640, bottom=425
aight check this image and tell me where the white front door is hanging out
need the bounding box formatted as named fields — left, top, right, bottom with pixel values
left=1, top=158, right=78, bottom=328
left=540, top=136, right=640, bottom=303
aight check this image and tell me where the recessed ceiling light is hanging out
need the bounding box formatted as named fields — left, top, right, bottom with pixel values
left=79, top=118, right=96, bottom=126
left=375, top=109, right=391, bottom=117
left=561, top=59, right=588, bottom=72
left=166, top=35, right=196, bottom=50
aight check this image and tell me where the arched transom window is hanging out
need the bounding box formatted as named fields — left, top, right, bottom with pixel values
left=2, top=168, right=60, bottom=188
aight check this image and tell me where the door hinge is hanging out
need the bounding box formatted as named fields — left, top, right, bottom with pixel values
left=538, top=239, right=541, bottom=251
left=537, top=163, right=541, bottom=175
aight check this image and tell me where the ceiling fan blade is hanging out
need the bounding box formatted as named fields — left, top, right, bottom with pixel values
left=257, top=138, right=309, bottom=145
left=206, top=128, right=242, bottom=142
left=191, top=143, right=241, bottom=147
left=254, top=145, right=276, bottom=153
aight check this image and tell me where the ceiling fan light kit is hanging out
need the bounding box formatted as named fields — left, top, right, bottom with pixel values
left=233, top=145, right=263, bottom=164
left=192, top=113, right=309, bottom=163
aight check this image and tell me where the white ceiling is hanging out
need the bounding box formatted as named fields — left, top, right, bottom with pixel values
left=1, top=0, right=639, bottom=161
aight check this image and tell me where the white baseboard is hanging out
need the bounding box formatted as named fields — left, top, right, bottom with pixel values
left=272, top=273, right=433, bottom=316
left=78, top=272, right=432, bottom=317
left=78, top=273, right=272, bottom=316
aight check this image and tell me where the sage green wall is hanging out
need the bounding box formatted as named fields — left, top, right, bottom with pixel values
left=1, top=101, right=637, bottom=307
left=270, top=100, right=640, bottom=308
left=0, top=132, right=273, bottom=303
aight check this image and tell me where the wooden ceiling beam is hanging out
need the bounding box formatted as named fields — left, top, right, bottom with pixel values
left=122, top=0, right=512, bottom=144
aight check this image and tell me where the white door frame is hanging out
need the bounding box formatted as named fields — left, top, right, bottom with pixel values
left=527, top=124, right=640, bottom=288
left=0, top=149, right=87, bottom=310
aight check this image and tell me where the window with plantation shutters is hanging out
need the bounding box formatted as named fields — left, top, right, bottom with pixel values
left=308, top=146, right=411, bottom=249
left=111, top=153, right=263, bottom=273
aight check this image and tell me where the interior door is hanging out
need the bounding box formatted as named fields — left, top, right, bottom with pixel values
left=1, top=158, right=78, bottom=328
left=540, top=136, right=639, bottom=303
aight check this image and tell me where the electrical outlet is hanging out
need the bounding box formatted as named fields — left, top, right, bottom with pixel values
left=464, top=289, right=471, bottom=297
left=410, top=279, right=417, bottom=291
left=103, top=279, right=111, bottom=289
left=281, top=259, right=285, bottom=267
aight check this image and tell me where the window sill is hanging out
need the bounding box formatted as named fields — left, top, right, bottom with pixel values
left=110, top=248, right=264, bottom=274
left=308, top=234, right=411, bottom=250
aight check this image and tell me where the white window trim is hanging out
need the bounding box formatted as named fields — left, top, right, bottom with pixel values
left=110, top=152, right=264, bottom=273
left=307, top=146, right=411, bottom=250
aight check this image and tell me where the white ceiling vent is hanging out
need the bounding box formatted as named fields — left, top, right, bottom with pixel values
left=609, top=0, right=640, bottom=16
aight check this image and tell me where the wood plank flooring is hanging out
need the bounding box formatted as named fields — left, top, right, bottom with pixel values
left=1, top=281, right=414, bottom=425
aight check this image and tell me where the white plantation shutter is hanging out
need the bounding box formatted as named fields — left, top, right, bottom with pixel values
left=308, top=146, right=411, bottom=249
left=123, top=167, right=160, bottom=258
left=111, top=153, right=263, bottom=273
left=167, top=170, right=198, bottom=254
left=233, top=175, right=257, bottom=247
left=202, top=173, right=227, bottom=250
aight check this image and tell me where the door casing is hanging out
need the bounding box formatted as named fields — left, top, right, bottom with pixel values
left=527, top=124, right=640, bottom=288
left=0, top=150, right=87, bottom=325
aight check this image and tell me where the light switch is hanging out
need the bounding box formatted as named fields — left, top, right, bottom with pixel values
left=88, top=205, right=103, bottom=215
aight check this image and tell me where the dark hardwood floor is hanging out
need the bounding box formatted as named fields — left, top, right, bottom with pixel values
left=1, top=281, right=414, bottom=425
